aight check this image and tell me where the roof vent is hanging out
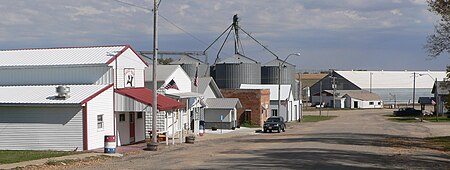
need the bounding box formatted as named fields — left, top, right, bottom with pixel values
left=56, top=85, right=70, bottom=99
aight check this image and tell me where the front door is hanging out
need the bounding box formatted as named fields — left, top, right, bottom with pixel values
left=354, top=101, right=359, bottom=108
left=129, top=112, right=135, bottom=143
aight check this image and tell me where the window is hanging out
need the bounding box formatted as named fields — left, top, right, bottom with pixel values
left=271, top=109, right=278, bottom=117
left=137, top=112, right=143, bottom=119
left=97, top=115, right=104, bottom=130
left=369, top=102, right=374, bottom=105
left=244, top=110, right=251, bottom=121
left=119, top=114, right=125, bottom=122
left=378, top=102, right=382, bottom=105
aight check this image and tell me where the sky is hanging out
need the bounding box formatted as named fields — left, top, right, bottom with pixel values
left=0, top=0, right=448, bottom=71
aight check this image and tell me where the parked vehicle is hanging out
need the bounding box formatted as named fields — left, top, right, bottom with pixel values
left=393, top=108, right=422, bottom=117
left=263, top=116, right=286, bottom=133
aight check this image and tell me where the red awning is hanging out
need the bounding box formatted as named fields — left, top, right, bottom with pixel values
left=115, top=88, right=185, bottom=111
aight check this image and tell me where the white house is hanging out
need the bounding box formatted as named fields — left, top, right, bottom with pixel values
left=312, top=90, right=383, bottom=109
left=145, top=65, right=203, bottom=136
left=240, top=84, right=301, bottom=122
left=0, top=45, right=184, bottom=151
left=196, top=77, right=242, bottom=129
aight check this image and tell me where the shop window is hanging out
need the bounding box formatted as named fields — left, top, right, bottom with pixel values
left=137, top=112, right=143, bottom=119
left=369, top=102, right=374, bottom=105
left=119, top=114, right=125, bottom=122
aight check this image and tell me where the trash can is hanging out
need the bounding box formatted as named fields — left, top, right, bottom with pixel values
left=104, top=135, right=116, bottom=153
left=199, top=121, right=205, bottom=136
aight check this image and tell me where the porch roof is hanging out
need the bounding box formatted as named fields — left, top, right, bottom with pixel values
left=115, top=88, right=185, bottom=111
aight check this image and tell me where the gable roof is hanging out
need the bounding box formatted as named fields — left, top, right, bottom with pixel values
left=343, top=90, right=382, bottom=101
left=0, top=84, right=113, bottom=105
left=145, top=65, right=183, bottom=82
left=115, top=87, right=185, bottom=111
left=334, top=70, right=447, bottom=89
left=194, top=77, right=223, bottom=98
left=240, top=84, right=291, bottom=100
left=432, top=81, right=450, bottom=95
left=205, top=98, right=242, bottom=109
left=0, top=45, right=147, bottom=67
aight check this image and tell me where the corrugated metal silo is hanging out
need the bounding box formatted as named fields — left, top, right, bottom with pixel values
left=170, top=55, right=209, bottom=78
left=261, top=59, right=295, bottom=85
left=214, top=54, right=261, bottom=89
left=261, top=59, right=299, bottom=99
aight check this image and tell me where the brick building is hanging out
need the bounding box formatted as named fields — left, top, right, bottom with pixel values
left=221, top=89, right=270, bottom=127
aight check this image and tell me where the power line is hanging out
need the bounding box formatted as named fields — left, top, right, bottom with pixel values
left=110, top=0, right=209, bottom=47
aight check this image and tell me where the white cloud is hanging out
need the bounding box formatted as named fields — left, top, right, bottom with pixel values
left=390, top=9, right=403, bottom=16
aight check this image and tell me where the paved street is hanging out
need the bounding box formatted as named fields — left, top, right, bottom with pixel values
left=72, top=109, right=450, bottom=170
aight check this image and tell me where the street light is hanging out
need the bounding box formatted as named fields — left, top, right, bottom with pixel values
left=278, top=52, right=301, bottom=121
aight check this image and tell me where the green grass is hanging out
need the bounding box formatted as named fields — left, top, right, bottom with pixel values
left=240, top=121, right=261, bottom=128
left=301, top=115, right=337, bottom=122
left=426, top=136, right=450, bottom=151
left=386, top=115, right=450, bottom=123
left=0, top=150, right=77, bottom=164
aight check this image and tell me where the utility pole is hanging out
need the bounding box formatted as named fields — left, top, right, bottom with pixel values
left=330, top=76, right=337, bottom=108
left=319, top=81, right=322, bottom=117
left=148, top=0, right=159, bottom=151
left=412, top=72, right=416, bottom=109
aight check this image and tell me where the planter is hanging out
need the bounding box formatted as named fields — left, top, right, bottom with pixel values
left=185, top=136, right=195, bottom=144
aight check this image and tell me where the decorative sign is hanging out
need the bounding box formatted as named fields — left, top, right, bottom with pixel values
left=124, top=68, right=135, bottom=87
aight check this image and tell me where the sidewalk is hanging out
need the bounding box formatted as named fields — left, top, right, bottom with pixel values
left=0, top=127, right=260, bottom=169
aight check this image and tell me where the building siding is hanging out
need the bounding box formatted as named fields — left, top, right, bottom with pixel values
left=0, top=106, right=83, bottom=151
left=0, top=66, right=113, bottom=86
left=87, top=87, right=114, bottom=150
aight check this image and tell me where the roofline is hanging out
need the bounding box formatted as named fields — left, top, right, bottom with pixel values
left=0, top=44, right=129, bottom=52
left=80, top=84, right=114, bottom=104
left=0, top=64, right=108, bottom=69
left=106, top=45, right=149, bottom=67
left=0, top=103, right=81, bottom=107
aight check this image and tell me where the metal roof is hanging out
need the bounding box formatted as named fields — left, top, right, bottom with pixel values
left=240, top=84, right=291, bottom=100
left=0, top=84, right=112, bottom=105
left=432, top=81, right=450, bottom=95
left=170, top=55, right=206, bottom=65
left=193, top=77, right=223, bottom=98
left=145, top=65, right=181, bottom=82
left=0, top=45, right=132, bottom=67
left=205, top=98, right=242, bottom=109
left=263, top=58, right=295, bottom=67
left=335, top=70, right=447, bottom=89
left=115, top=87, right=185, bottom=111
left=218, top=54, right=259, bottom=64
left=166, top=92, right=202, bottom=98
left=342, top=90, right=382, bottom=101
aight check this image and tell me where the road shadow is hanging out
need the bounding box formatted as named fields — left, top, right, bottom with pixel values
left=197, top=147, right=450, bottom=170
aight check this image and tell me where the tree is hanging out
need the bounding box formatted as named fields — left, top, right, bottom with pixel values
left=158, top=58, right=173, bottom=65
left=425, top=0, right=450, bottom=58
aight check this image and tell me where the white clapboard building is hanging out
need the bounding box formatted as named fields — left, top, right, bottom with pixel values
left=0, top=45, right=184, bottom=151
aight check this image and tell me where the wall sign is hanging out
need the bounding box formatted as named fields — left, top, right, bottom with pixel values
left=124, top=68, right=135, bottom=87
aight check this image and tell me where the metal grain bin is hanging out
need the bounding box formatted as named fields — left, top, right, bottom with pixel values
left=170, top=55, right=209, bottom=78
left=214, top=54, right=261, bottom=89
left=261, top=59, right=296, bottom=85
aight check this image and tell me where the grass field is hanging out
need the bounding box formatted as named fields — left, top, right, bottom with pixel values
left=0, top=150, right=77, bottom=164
left=386, top=115, right=450, bottom=123
left=302, top=115, right=337, bottom=122
left=426, top=136, right=450, bottom=151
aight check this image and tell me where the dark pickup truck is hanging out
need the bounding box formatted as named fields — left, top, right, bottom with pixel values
left=393, top=108, right=422, bottom=117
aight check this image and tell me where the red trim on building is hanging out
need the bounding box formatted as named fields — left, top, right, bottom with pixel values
left=80, top=84, right=114, bottom=104
left=115, top=88, right=185, bottom=111
left=0, top=44, right=129, bottom=52
left=83, top=105, right=88, bottom=151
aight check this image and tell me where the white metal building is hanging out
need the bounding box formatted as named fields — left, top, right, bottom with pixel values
left=0, top=45, right=184, bottom=151
left=240, top=84, right=301, bottom=122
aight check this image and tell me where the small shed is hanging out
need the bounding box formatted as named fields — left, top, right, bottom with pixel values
left=204, top=98, right=242, bottom=129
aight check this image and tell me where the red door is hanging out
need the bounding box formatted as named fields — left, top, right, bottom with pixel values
left=129, top=113, right=135, bottom=143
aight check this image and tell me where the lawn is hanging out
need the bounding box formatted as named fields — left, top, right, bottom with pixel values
left=426, top=136, right=450, bottom=151
left=386, top=115, right=450, bottom=123
left=302, top=115, right=337, bottom=122
left=0, top=150, right=77, bottom=164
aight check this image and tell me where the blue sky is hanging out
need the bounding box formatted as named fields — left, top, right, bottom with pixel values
left=0, top=0, right=448, bottom=71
